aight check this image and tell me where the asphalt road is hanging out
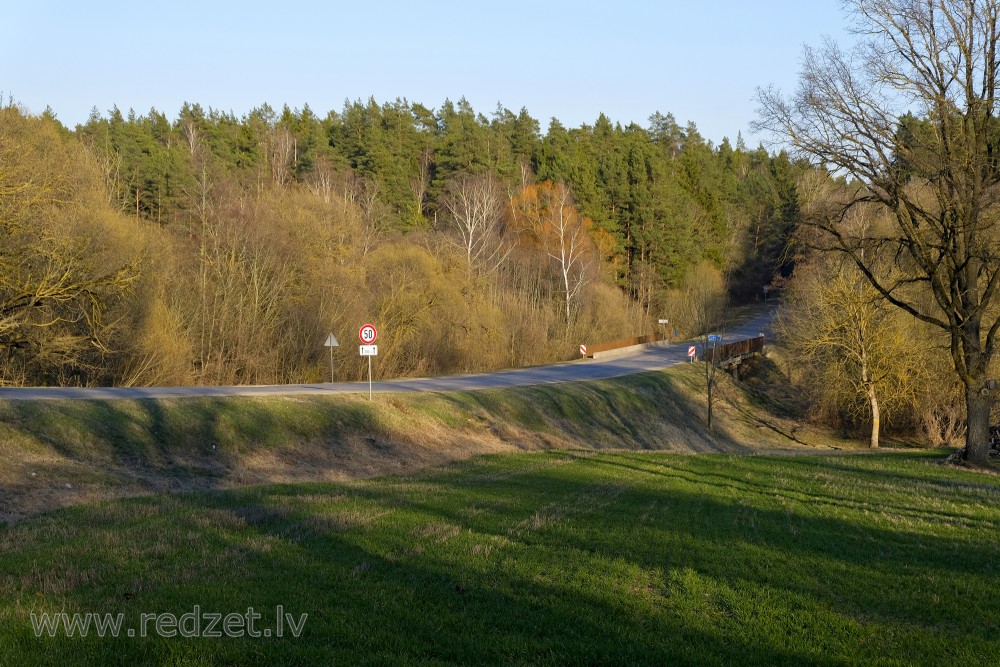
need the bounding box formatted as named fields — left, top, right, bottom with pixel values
left=0, top=307, right=776, bottom=401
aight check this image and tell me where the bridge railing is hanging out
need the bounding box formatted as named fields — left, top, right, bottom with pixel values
left=699, top=335, right=764, bottom=364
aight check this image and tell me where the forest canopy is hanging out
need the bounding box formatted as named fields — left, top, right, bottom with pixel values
left=1, top=97, right=801, bottom=387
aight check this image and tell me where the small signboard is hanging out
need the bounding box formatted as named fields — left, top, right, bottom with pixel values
left=658, top=319, right=669, bottom=324
left=580, top=344, right=587, bottom=356
left=359, top=324, right=378, bottom=344
left=688, top=345, right=697, bottom=357
left=708, top=335, right=721, bottom=342
left=360, top=345, right=378, bottom=356
left=324, top=333, right=340, bottom=383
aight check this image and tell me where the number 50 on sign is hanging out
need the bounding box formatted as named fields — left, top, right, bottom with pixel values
left=359, top=324, right=377, bottom=344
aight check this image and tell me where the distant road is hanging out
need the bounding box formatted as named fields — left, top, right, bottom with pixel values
left=0, top=307, right=776, bottom=401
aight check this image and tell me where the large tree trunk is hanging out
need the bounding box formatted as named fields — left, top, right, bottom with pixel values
left=961, top=318, right=991, bottom=465
left=964, top=384, right=991, bottom=464
left=866, top=383, right=880, bottom=449
left=860, top=349, right=879, bottom=449
left=563, top=269, right=571, bottom=324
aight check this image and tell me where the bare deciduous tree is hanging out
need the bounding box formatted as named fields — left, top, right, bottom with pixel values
left=307, top=157, right=337, bottom=205
left=512, top=182, right=596, bottom=324
left=266, top=126, right=295, bottom=187
left=757, top=0, right=1000, bottom=463
left=547, top=184, right=595, bottom=325
left=440, top=173, right=512, bottom=273
left=776, top=251, right=924, bottom=449
left=0, top=108, right=139, bottom=384
left=409, top=147, right=433, bottom=222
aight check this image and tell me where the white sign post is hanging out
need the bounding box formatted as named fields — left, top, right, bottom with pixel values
left=359, top=325, right=378, bottom=400
left=658, top=318, right=670, bottom=342
left=323, top=333, right=339, bottom=383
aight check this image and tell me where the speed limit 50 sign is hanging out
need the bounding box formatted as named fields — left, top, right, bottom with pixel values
left=359, top=324, right=378, bottom=344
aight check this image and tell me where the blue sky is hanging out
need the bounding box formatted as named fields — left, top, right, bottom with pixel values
left=7, top=1, right=852, bottom=145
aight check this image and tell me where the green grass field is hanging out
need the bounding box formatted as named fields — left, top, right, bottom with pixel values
left=2, top=449, right=998, bottom=665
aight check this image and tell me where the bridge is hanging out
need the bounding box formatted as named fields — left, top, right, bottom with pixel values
left=700, top=335, right=765, bottom=375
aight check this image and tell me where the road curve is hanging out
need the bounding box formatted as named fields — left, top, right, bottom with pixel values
left=0, top=308, right=776, bottom=401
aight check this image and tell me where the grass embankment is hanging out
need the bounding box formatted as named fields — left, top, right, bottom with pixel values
left=6, top=350, right=990, bottom=664
left=1, top=450, right=998, bottom=665
left=0, top=359, right=844, bottom=522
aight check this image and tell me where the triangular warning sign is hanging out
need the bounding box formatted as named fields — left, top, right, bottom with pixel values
left=324, top=333, right=339, bottom=347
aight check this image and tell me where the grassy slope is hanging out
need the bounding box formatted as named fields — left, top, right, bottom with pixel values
left=6, top=352, right=997, bottom=664
left=1, top=450, right=998, bottom=665
left=0, top=359, right=845, bottom=522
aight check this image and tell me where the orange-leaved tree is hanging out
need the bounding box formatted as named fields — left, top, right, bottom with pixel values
left=510, top=181, right=596, bottom=323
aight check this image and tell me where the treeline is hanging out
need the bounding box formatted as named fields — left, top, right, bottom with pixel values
left=1, top=99, right=802, bottom=387
left=77, top=98, right=802, bottom=301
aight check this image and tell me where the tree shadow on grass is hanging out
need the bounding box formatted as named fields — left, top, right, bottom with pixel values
left=6, top=449, right=999, bottom=664
left=4, top=486, right=838, bottom=666
left=328, top=452, right=1000, bottom=661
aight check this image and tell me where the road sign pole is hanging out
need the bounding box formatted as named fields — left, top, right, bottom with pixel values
left=358, top=324, right=378, bottom=401
left=323, top=333, right=339, bottom=383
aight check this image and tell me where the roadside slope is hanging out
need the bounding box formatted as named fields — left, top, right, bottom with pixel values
left=0, top=359, right=852, bottom=522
